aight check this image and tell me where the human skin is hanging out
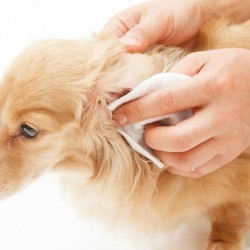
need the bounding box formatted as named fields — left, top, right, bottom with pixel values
left=102, top=0, right=250, bottom=52
left=102, top=0, right=250, bottom=177
left=113, top=49, right=250, bottom=177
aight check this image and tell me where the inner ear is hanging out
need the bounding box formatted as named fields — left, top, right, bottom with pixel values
left=74, top=84, right=133, bottom=136
left=109, top=88, right=132, bottom=104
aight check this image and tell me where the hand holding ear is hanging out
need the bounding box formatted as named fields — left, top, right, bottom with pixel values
left=102, top=0, right=213, bottom=52
left=102, top=0, right=250, bottom=53
left=113, top=49, right=250, bottom=177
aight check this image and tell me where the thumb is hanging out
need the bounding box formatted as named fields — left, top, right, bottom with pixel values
left=119, top=16, right=165, bottom=53
left=169, top=51, right=208, bottom=76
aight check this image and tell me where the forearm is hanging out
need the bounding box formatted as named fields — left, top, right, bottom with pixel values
left=210, top=0, right=250, bottom=22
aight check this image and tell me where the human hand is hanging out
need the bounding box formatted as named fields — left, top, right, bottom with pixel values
left=113, top=49, right=250, bottom=177
left=102, top=0, right=215, bottom=52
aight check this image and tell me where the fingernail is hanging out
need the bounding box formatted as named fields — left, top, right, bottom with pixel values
left=119, top=37, right=138, bottom=46
left=113, top=114, right=128, bottom=125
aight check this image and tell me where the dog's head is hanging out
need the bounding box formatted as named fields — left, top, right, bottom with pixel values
left=0, top=38, right=132, bottom=198
left=0, top=36, right=165, bottom=199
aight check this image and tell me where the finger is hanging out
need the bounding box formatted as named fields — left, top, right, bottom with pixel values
left=113, top=73, right=212, bottom=125
left=102, top=7, right=141, bottom=38
left=118, top=13, right=170, bottom=52
left=194, top=155, right=228, bottom=176
left=167, top=155, right=228, bottom=178
left=155, top=138, right=219, bottom=171
left=169, top=51, right=213, bottom=76
left=144, top=110, right=215, bottom=152
left=166, top=167, right=203, bottom=178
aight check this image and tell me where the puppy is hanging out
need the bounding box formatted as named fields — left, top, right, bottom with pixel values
left=0, top=19, right=250, bottom=250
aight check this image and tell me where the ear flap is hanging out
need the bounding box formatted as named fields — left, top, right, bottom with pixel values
left=72, top=83, right=114, bottom=138
left=69, top=36, right=129, bottom=133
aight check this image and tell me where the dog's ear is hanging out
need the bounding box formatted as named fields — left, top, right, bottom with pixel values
left=69, top=36, right=129, bottom=133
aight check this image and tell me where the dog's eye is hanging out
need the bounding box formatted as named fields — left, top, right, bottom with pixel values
left=20, top=124, right=38, bottom=139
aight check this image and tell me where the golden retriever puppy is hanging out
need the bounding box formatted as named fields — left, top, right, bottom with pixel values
left=0, top=19, right=250, bottom=249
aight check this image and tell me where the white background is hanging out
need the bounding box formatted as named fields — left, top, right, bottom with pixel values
left=0, top=1, right=249, bottom=250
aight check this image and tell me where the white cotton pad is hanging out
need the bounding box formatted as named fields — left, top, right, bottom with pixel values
left=108, top=73, right=193, bottom=168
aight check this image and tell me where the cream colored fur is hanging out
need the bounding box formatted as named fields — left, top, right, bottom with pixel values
left=0, top=19, right=250, bottom=249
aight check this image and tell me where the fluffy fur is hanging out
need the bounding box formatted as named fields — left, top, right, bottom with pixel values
left=0, top=19, right=250, bottom=249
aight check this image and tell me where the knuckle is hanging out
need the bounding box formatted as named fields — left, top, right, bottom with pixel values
left=228, top=132, right=243, bottom=148
left=211, top=116, right=224, bottom=130
left=232, top=136, right=242, bottom=148
left=211, top=70, right=236, bottom=94
left=224, top=107, right=243, bottom=124
left=158, top=11, right=169, bottom=29
left=157, top=90, right=176, bottom=114
left=133, top=25, right=147, bottom=37
left=104, top=13, right=134, bottom=36
left=173, top=133, right=191, bottom=152
left=182, top=52, right=203, bottom=71
left=105, top=19, right=124, bottom=36
left=215, top=107, right=243, bottom=129
left=212, top=73, right=228, bottom=93
left=202, top=82, right=213, bottom=101
left=131, top=103, right=144, bottom=121
left=176, top=154, right=194, bottom=171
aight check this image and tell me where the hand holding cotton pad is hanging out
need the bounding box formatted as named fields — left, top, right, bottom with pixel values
left=108, top=73, right=193, bottom=168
